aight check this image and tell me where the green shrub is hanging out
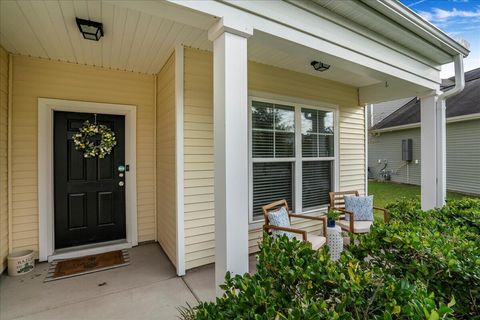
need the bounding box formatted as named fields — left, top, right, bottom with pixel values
left=180, top=199, right=479, bottom=319
left=352, top=198, right=480, bottom=318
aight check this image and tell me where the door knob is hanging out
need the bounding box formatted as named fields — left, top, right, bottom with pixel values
left=118, top=181, right=124, bottom=187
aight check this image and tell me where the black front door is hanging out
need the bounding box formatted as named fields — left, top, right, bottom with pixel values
left=54, top=111, right=126, bottom=249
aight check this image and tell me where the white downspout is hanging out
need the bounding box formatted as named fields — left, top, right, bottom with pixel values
left=435, top=54, right=465, bottom=207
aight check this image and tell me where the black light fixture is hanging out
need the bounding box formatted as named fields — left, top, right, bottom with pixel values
left=310, top=60, right=330, bottom=72
left=76, top=18, right=104, bottom=41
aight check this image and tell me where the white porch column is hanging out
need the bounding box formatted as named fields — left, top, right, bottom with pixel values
left=420, top=93, right=443, bottom=210
left=208, top=19, right=253, bottom=296
left=436, top=98, right=447, bottom=207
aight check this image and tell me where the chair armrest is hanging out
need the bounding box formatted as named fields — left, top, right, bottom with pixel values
left=263, top=225, right=307, bottom=241
left=337, top=208, right=354, bottom=232
left=373, top=207, right=389, bottom=223
left=289, top=214, right=328, bottom=240
left=289, top=213, right=326, bottom=221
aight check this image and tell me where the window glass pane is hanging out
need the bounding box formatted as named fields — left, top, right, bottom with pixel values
left=252, top=101, right=274, bottom=130
left=318, top=110, right=334, bottom=134
left=302, top=134, right=317, bottom=157
left=301, top=109, right=315, bottom=134
left=301, top=108, right=334, bottom=157
left=318, top=135, right=334, bottom=157
left=302, top=161, right=332, bottom=210
left=252, top=131, right=273, bottom=158
left=252, top=162, right=294, bottom=220
left=252, top=102, right=294, bottom=158
left=274, top=105, right=295, bottom=132
left=275, top=132, right=295, bottom=157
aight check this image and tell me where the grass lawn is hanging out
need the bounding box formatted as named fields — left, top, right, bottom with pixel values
left=368, top=180, right=474, bottom=209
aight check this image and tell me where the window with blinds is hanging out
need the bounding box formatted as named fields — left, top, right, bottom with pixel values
left=251, top=101, right=295, bottom=220
left=250, top=99, right=335, bottom=221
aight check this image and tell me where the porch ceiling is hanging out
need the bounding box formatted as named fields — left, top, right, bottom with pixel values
left=0, top=0, right=213, bottom=75
left=0, top=0, right=382, bottom=88
left=0, top=0, right=431, bottom=97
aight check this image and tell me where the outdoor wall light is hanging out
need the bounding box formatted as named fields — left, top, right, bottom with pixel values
left=310, top=60, right=330, bottom=72
left=76, top=18, right=104, bottom=41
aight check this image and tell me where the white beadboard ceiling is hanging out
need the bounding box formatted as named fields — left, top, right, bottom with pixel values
left=0, top=0, right=213, bottom=75
left=0, top=0, right=381, bottom=86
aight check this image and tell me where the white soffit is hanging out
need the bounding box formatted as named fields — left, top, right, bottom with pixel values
left=0, top=0, right=213, bottom=74
left=249, top=31, right=380, bottom=87
left=310, top=0, right=457, bottom=65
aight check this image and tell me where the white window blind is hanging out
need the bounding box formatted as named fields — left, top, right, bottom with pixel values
left=252, top=162, right=294, bottom=220
left=302, top=161, right=332, bottom=209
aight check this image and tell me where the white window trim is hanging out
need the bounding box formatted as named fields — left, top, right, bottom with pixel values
left=38, top=98, right=138, bottom=261
left=248, top=94, right=340, bottom=227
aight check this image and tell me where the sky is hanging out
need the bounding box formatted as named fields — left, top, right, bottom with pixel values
left=400, top=0, right=480, bottom=78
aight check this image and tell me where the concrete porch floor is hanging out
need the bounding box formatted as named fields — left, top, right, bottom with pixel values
left=0, top=243, right=257, bottom=320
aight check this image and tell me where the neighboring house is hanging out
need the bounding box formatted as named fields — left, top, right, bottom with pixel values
left=367, top=97, right=412, bottom=128
left=0, top=0, right=469, bottom=291
left=369, top=68, right=480, bottom=195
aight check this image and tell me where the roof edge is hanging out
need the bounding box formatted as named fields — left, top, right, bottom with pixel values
left=371, top=112, right=480, bottom=133
left=365, top=0, right=470, bottom=58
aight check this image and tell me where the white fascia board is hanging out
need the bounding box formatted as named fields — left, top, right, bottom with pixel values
left=169, top=0, right=439, bottom=89
left=370, top=112, right=480, bottom=133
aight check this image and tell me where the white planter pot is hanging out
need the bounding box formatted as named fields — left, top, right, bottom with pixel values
left=7, top=250, right=35, bottom=276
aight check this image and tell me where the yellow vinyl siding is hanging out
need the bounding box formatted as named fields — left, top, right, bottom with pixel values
left=156, top=53, right=177, bottom=266
left=0, top=47, right=9, bottom=271
left=183, top=49, right=214, bottom=269
left=183, top=48, right=365, bottom=269
left=11, top=56, right=156, bottom=255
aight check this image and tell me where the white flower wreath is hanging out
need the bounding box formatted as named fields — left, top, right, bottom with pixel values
left=73, top=120, right=117, bottom=158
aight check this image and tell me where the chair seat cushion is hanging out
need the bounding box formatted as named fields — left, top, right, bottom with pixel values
left=337, top=220, right=373, bottom=233
left=344, top=195, right=374, bottom=221
left=268, top=207, right=293, bottom=239
left=293, top=234, right=326, bottom=250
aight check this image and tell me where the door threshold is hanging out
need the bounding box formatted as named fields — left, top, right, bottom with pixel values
left=49, top=240, right=131, bottom=262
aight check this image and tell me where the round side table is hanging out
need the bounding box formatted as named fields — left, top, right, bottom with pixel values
left=326, top=225, right=343, bottom=261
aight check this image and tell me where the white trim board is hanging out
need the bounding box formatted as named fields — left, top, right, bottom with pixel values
left=174, top=45, right=186, bottom=276
left=38, top=98, right=138, bottom=262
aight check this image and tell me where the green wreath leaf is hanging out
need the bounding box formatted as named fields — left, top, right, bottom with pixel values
left=73, top=120, right=117, bottom=158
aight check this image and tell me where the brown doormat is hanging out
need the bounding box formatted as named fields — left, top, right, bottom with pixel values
left=45, top=249, right=130, bottom=282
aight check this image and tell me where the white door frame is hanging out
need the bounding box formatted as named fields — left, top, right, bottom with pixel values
left=38, top=98, right=138, bottom=261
